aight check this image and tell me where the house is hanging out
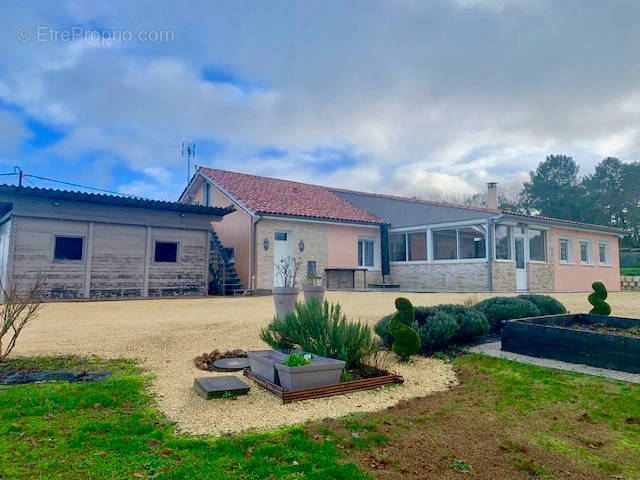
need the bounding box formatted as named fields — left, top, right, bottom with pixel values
left=0, top=185, right=232, bottom=299
left=181, top=168, right=623, bottom=293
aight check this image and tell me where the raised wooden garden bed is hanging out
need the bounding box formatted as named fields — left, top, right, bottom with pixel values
left=502, top=313, right=640, bottom=373
left=243, top=368, right=404, bottom=403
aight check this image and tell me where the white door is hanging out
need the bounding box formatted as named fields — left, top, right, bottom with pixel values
left=273, top=231, right=292, bottom=287
left=514, top=234, right=527, bottom=291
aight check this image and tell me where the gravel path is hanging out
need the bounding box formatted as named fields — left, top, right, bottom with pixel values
left=11, top=290, right=640, bottom=434
left=467, top=341, right=640, bottom=384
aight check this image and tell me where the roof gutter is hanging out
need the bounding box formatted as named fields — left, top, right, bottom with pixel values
left=249, top=214, right=263, bottom=293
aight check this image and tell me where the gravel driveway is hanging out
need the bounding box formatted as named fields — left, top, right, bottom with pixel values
left=11, top=291, right=640, bottom=435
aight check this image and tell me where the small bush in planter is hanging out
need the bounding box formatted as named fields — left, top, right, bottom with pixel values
left=415, top=311, right=458, bottom=354
left=283, top=353, right=311, bottom=367
left=474, top=297, right=540, bottom=332
left=260, top=299, right=377, bottom=369
left=517, top=295, right=567, bottom=316
left=389, top=298, right=421, bottom=361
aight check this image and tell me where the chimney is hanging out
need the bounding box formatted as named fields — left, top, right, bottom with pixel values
left=487, top=182, right=498, bottom=210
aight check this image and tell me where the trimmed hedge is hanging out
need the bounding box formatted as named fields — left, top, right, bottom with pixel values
left=375, top=304, right=489, bottom=354
left=474, top=297, right=540, bottom=332
left=517, top=295, right=567, bottom=316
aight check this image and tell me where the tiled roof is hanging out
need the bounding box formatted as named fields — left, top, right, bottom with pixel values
left=502, top=211, right=625, bottom=234
left=198, top=167, right=383, bottom=224
left=0, top=184, right=234, bottom=216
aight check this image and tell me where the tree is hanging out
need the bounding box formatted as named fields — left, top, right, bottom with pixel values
left=522, top=155, right=584, bottom=220
left=582, top=157, right=627, bottom=228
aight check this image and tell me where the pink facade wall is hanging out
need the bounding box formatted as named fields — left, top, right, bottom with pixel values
left=327, top=224, right=380, bottom=267
left=552, top=227, right=620, bottom=292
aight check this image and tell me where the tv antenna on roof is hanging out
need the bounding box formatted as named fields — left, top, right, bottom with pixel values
left=182, top=142, right=196, bottom=183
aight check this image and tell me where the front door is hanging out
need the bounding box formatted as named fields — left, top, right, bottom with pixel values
left=514, top=234, right=527, bottom=290
left=273, top=231, right=291, bottom=287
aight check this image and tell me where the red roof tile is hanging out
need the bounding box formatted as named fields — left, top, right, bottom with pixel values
left=199, top=167, right=383, bottom=224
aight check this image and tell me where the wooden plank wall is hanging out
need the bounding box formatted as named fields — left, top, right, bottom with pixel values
left=11, top=216, right=209, bottom=299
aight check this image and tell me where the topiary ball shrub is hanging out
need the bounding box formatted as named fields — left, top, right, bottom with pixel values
left=474, top=297, right=540, bottom=333
left=415, top=311, right=458, bottom=354
left=435, top=304, right=490, bottom=341
left=374, top=314, right=394, bottom=347
left=588, top=281, right=611, bottom=315
left=389, top=298, right=421, bottom=361
left=517, top=295, right=567, bottom=316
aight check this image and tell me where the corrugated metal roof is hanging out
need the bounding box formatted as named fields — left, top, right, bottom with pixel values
left=0, top=184, right=234, bottom=216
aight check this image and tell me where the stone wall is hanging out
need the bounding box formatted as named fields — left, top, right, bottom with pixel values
left=390, top=261, right=489, bottom=291
left=255, top=219, right=329, bottom=292
left=527, top=262, right=555, bottom=292
left=492, top=260, right=516, bottom=291
left=621, top=276, right=640, bottom=291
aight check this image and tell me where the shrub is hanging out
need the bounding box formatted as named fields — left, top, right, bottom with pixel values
left=415, top=311, right=458, bottom=354
left=389, top=298, right=421, bottom=361
left=260, top=299, right=377, bottom=369
left=588, top=281, right=611, bottom=315
left=374, top=314, right=394, bottom=347
left=283, top=353, right=310, bottom=367
left=517, top=295, right=567, bottom=316
left=474, top=297, right=540, bottom=332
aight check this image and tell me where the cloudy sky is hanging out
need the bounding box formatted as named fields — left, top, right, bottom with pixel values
left=1, top=0, right=640, bottom=200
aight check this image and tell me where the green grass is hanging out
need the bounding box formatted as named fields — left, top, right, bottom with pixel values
left=0, top=356, right=370, bottom=480
left=621, top=267, right=640, bottom=275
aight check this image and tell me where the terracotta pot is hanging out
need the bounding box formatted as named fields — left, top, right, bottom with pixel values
left=302, top=285, right=325, bottom=304
left=272, top=287, right=299, bottom=319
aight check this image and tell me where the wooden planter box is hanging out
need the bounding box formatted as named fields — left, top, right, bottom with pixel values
left=244, top=368, right=404, bottom=403
left=502, top=314, right=640, bottom=373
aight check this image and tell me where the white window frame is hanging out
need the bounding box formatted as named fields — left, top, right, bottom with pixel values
left=494, top=224, right=513, bottom=261
left=527, top=228, right=547, bottom=263
left=357, top=237, right=377, bottom=269
left=579, top=239, right=593, bottom=265
left=598, top=241, right=610, bottom=266
left=558, top=237, right=573, bottom=264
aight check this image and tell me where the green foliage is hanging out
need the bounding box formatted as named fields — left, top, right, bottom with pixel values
left=588, top=281, right=611, bottom=315
left=375, top=303, right=489, bottom=353
left=0, top=356, right=368, bottom=479
left=621, top=267, right=640, bottom=275
left=517, top=295, right=567, bottom=316
left=388, top=298, right=421, bottom=361
left=451, top=459, right=472, bottom=474
left=474, top=297, right=540, bottom=332
left=283, top=353, right=310, bottom=367
left=260, top=299, right=377, bottom=369
left=414, top=311, right=457, bottom=354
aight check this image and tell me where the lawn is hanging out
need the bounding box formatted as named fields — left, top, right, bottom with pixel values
left=621, top=267, right=640, bottom=276
left=2, top=354, right=639, bottom=479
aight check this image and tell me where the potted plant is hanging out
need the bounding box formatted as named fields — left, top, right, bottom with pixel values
left=302, top=268, right=325, bottom=304
left=275, top=353, right=345, bottom=391
left=273, top=256, right=302, bottom=319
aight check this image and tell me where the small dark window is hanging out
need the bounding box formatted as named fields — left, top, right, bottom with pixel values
left=274, top=232, right=287, bottom=241
left=155, top=241, right=178, bottom=263
left=54, top=236, right=83, bottom=261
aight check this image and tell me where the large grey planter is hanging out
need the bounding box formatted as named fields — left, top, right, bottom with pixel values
left=275, top=355, right=346, bottom=391
left=272, top=287, right=299, bottom=319
left=247, top=350, right=287, bottom=384
left=302, top=285, right=325, bottom=304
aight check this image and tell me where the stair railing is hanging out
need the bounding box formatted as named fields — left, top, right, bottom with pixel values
left=209, top=232, right=228, bottom=296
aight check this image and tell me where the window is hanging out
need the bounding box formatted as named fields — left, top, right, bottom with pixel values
left=433, top=225, right=487, bottom=261
left=433, top=229, right=458, bottom=260
left=407, top=232, right=427, bottom=261
left=274, top=232, right=287, bottom=241
left=598, top=242, right=609, bottom=265
left=154, top=241, right=178, bottom=263
left=389, top=234, right=407, bottom=262
left=579, top=239, right=592, bottom=264
left=358, top=239, right=375, bottom=267
left=458, top=226, right=486, bottom=259
left=204, top=183, right=211, bottom=206
left=54, top=236, right=83, bottom=261
left=558, top=238, right=571, bottom=263
left=528, top=229, right=546, bottom=262
left=495, top=225, right=511, bottom=260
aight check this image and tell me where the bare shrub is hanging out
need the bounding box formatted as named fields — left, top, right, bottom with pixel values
left=0, top=273, right=46, bottom=362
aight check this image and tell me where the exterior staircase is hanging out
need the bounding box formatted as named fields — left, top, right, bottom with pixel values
left=209, top=230, right=245, bottom=295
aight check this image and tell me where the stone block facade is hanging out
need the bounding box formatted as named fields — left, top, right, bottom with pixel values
left=390, top=262, right=489, bottom=291
left=527, top=262, right=554, bottom=292
left=256, top=219, right=329, bottom=292
left=492, top=260, right=516, bottom=291
left=621, top=276, right=640, bottom=291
